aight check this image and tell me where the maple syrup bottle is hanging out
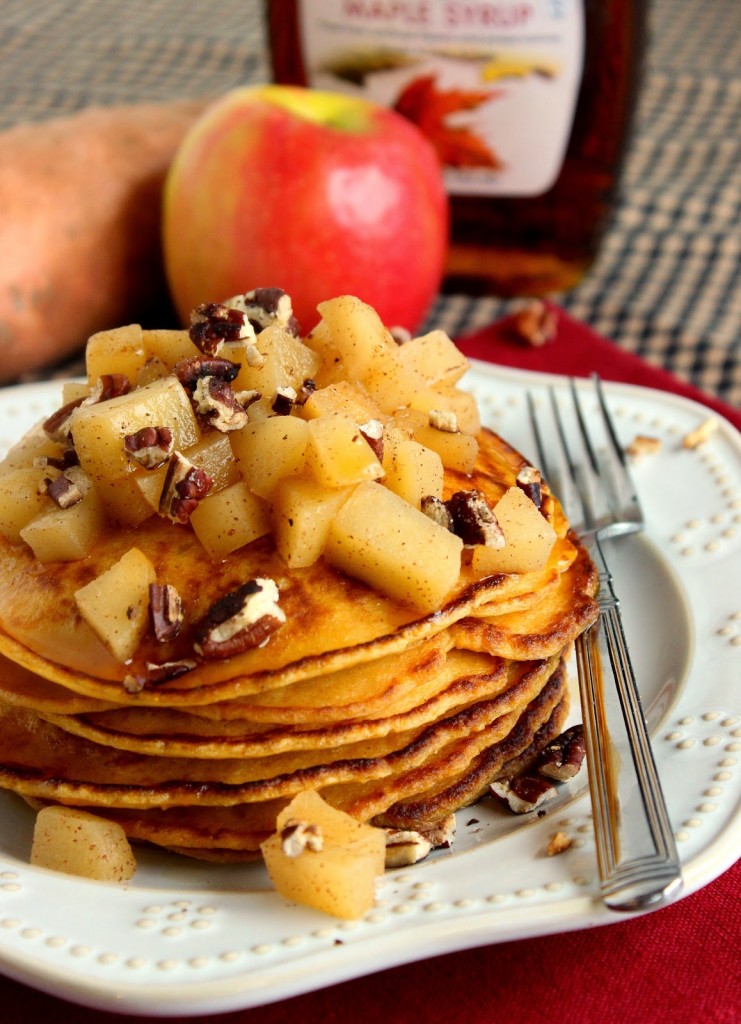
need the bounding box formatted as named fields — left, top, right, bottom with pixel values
left=266, top=1, right=647, bottom=297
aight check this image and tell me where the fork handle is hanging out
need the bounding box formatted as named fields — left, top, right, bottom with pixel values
left=576, top=547, right=682, bottom=911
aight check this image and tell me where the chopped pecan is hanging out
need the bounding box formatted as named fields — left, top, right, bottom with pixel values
left=504, top=299, right=558, bottom=347
left=244, top=342, right=266, bottom=368
left=159, top=451, right=213, bottom=523
left=226, top=287, right=300, bottom=336
left=428, top=409, right=459, bottom=433
left=280, top=820, right=324, bottom=857
left=547, top=830, right=573, bottom=856
left=124, top=426, right=174, bottom=469
left=359, top=419, right=384, bottom=461
left=189, top=302, right=255, bottom=355
left=90, top=374, right=131, bottom=402
left=516, top=465, right=543, bottom=509
left=537, top=724, right=586, bottom=782
left=174, top=356, right=240, bottom=391
left=193, top=577, right=286, bottom=660
left=296, top=379, right=317, bottom=405
left=491, top=774, right=557, bottom=814
left=271, top=386, right=297, bottom=416
left=626, top=434, right=662, bottom=459
left=446, top=490, right=505, bottom=547
left=149, top=583, right=184, bottom=643
left=390, top=325, right=412, bottom=345
left=45, top=471, right=85, bottom=509
left=192, top=376, right=250, bottom=431
left=34, top=447, right=79, bottom=472
left=421, top=494, right=454, bottom=531
left=123, top=659, right=196, bottom=692
left=42, top=398, right=85, bottom=442
left=384, top=829, right=432, bottom=868
left=682, top=417, right=718, bottom=449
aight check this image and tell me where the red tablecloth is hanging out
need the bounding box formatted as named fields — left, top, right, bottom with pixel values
left=2, top=310, right=739, bottom=1024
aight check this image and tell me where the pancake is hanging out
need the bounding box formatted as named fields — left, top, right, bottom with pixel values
left=0, top=294, right=598, bottom=873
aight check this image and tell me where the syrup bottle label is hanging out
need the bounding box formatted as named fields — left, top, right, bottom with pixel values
left=297, top=1, right=584, bottom=197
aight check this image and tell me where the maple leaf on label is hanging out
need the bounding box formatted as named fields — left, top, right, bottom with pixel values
left=394, top=74, right=504, bottom=170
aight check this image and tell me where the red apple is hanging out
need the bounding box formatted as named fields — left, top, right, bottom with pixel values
left=163, top=85, right=448, bottom=334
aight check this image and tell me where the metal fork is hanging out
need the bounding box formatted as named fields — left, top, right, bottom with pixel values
left=527, top=375, right=682, bottom=912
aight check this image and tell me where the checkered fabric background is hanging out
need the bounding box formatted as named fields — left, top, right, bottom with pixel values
left=0, top=0, right=738, bottom=406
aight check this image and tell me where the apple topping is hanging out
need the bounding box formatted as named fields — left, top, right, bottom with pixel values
left=0, top=290, right=563, bottom=666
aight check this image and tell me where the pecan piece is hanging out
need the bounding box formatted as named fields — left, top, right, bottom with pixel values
left=419, top=813, right=456, bottom=849
left=174, top=356, right=240, bottom=391
left=158, top=452, right=213, bottom=523
left=193, top=577, right=286, bottom=660
left=280, top=820, right=324, bottom=857
left=271, top=386, right=297, bottom=416
left=91, top=373, right=131, bottom=402
left=192, top=376, right=250, bottom=432
left=44, top=470, right=85, bottom=509
left=383, top=829, right=432, bottom=868
left=537, top=724, right=586, bottom=782
left=491, top=775, right=557, bottom=814
left=226, top=287, right=300, bottom=336
left=446, top=489, right=505, bottom=547
left=189, top=302, right=255, bottom=355
left=42, top=398, right=85, bottom=442
left=626, top=434, right=662, bottom=459
left=516, top=465, right=543, bottom=509
left=503, top=299, right=558, bottom=347
left=295, top=378, right=317, bottom=406
left=421, top=494, right=454, bottom=531
left=124, top=426, right=174, bottom=469
left=428, top=409, right=459, bottom=433
left=359, top=419, right=384, bottom=461
left=149, top=583, right=184, bottom=643
left=547, top=830, right=573, bottom=856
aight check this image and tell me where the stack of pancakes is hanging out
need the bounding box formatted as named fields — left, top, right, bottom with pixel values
left=0, top=425, right=597, bottom=861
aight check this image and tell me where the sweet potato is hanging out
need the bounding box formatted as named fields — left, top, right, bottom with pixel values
left=0, top=100, right=210, bottom=382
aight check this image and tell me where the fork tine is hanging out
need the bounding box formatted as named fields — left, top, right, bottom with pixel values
left=592, top=374, right=644, bottom=532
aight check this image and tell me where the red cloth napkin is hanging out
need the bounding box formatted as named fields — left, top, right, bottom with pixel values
left=1, top=310, right=739, bottom=1024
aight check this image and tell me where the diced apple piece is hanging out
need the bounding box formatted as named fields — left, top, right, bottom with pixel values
left=31, top=806, right=136, bottom=882
left=261, top=790, right=385, bottom=920
left=469, top=486, right=557, bottom=576
left=135, top=356, right=170, bottom=387
left=74, top=547, right=156, bottom=662
left=305, top=415, right=384, bottom=489
left=362, top=351, right=428, bottom=415
left=232, top=325, right=321, bottom=420
left=20, top=489, right=105, bottom=562
left=70, top=375, right=200, bottom=490
left=94, top=473, right=156, bottom=528
left=272, top=477, right=354, bottom=568
left=413, top=422, right=479, bottom=475
left=397, top=329, right=469, bottom=386
left=86, top=324, right=145, bottom=385
left=382, top=431, right=444, bottom=509
left=231, top=416, right=309, bottom=499
left=142, top=328, right=201, bottom=369
left=315, top=295, right=397, bottom=381
left=190, top=481, right=271, bottom=559
left=410, top=385, right=481, bottom=435
left=324, top=481, right=463, bottom=613
left=301, top=380, right=384, bottom=425
left=61, top=381, right=91, bottom=406
left=0, top=466, right=52, bottom=542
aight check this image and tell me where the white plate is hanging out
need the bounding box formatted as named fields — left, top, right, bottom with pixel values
left=0, top=365, right=739, bottom=1016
